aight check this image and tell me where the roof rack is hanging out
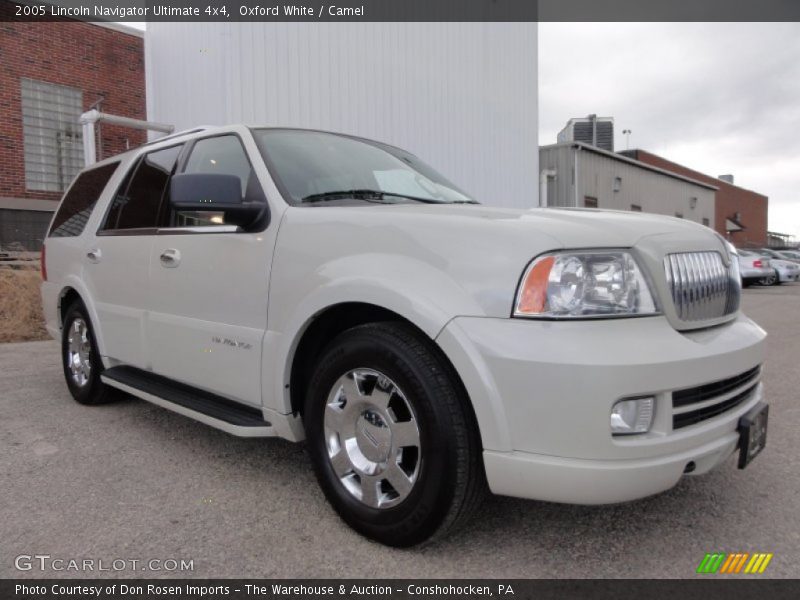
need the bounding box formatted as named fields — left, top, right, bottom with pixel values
left=140, top=126, right=214, bottom=147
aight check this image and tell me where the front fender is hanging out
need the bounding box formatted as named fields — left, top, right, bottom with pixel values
left=263, top=253, right=486, bottom=419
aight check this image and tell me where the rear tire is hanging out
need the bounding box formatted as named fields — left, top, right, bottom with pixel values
left=759, top=272, right=778, bottom=286
left=61, top=301, right=116, bottom=405
left=304, top=322, right=486, bottom=547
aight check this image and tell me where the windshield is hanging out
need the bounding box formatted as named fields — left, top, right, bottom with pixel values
left=252, top=129, right=476, bottom=205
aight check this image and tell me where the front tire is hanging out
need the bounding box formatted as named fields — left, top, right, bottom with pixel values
left=304, top=322, right=486, bottom=547
left=61, top=301, right=116, bottom=405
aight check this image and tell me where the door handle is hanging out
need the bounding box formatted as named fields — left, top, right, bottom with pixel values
left=160, top=248, right=181, bottom=268
left=86, top=248, right=102, bottom=263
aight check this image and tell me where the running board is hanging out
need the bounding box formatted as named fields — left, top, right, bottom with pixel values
left=101, top=366, right=275, bottom=438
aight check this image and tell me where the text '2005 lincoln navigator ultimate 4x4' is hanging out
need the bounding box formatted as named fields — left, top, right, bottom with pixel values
left=42, top=126, right=768, bottom=546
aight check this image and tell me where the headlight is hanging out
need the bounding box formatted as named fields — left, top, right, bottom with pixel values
left=514, top=251, right=659, bottom=318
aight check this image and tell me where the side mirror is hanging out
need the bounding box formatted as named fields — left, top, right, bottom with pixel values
left=170, top=173, right=262, bottom=228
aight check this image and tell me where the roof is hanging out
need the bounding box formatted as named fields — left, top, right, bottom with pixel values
left=561, top=116, right=614, bottom=127
left=90, top=22, right=144, bottom=38
left=539, top=141, right=719, bottom=191
left=726, top=217, right=745, bottom=232
left=622, top=148, right=766, bottom=198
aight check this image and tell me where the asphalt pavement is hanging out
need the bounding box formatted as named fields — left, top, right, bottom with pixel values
left=1, top=285, right=798, bottom=579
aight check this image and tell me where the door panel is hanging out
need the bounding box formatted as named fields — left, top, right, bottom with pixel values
left=82, top=236, right=152, bottom=367
left=82, top=145, right=183, bottom=367
left=146, top=233, right=270, bottom=406
left=145, top=134, right=271, bottom=407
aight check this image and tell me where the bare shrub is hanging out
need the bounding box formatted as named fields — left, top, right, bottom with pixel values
left=0, top=267, right=49, bottom=343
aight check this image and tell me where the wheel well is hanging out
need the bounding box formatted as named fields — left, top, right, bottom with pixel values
left=290, top=303, right=405, bottom=415
left=289, top=303, right=483, bottom=450
left=59, top=288, right=82, bottom=325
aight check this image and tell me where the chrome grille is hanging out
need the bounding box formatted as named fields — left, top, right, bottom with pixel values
left=664, top=251, right=740, bottom=321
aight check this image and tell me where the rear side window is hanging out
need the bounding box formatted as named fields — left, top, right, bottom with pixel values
left=102, top=145, right=182, bottom=231
left=48, top=162, right=119, bottom=238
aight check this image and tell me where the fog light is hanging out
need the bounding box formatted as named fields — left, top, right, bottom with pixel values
left=610, top=397, right=654, bottom=435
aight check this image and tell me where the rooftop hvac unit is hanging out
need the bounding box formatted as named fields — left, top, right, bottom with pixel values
left=557, top=115, right=615, bottom=152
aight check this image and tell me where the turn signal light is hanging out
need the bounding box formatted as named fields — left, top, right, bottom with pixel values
left=516, top=255, right=554, bottom=314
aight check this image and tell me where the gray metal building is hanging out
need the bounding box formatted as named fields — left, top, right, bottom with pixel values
left=539, top=142, right=717, bottom=228
left=144, top=23, right=538, bottom=207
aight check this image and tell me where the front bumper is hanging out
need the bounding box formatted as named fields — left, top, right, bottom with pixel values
left=437, top=313, right=766, bottom=504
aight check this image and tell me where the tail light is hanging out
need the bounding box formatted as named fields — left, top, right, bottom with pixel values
left=40, top=242, right=47, bottom=281
left=753, top=259, right=763, bottom=268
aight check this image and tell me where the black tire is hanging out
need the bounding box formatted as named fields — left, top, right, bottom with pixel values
left=759, top=271, right=778, bottom=286
left=61, top=300, right=116, bottom=405
left=304, top=322, right=486, bottom=547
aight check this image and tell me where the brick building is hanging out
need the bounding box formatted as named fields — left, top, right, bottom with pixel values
left=621, top=149, right=769, bottom=248
left=0, top=4, right=146, bottom=251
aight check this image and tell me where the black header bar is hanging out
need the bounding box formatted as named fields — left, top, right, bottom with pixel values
left=4, top=0, right=800, bottom=23
left=2, top=579, right=800, bottom=600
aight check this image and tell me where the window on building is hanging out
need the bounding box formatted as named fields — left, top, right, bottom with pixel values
left=702, top=218, right=710, bottom=227
left=584, top=196, right=598, bottom=208
left=675, top=212, right=684, bottom=219
left=630, top=204, right=642, bottom=212
left=612, top=176, right=622, bottom=192
left=1, top=209, right=56, bottom=251
left=176, top=135, right=257, bottom=227
left=21, top=78, right=84, bottom=192
left=49, top=162, right=119, bottom=238
left=102, top=145, right=182, bottom=231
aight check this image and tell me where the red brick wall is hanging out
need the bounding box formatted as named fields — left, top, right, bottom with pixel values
left=629, top=149, right=768, bottom=248
left=0, top=3, right=146, bottom=204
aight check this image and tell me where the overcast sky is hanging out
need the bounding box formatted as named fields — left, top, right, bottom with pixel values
left=539, top=22, right=800, bottom=240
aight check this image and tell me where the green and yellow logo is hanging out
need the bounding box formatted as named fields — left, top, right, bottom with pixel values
left=697, top=552, right=773, bottom=574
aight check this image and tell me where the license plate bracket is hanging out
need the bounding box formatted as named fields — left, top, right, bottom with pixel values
left=738, top=402, right=768, bottom=469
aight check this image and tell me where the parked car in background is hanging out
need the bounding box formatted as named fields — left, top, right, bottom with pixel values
left=775, top=250, right=800, bottom=263
left=751, top=249, right=800, bottom=285
left=759, top=248, right=800, bottom=266
left=737, top=250, right=774, bottom=287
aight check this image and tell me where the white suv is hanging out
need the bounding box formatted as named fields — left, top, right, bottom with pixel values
left=42, top=126, right=768, bottom=546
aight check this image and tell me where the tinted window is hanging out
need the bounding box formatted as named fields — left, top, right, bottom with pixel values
left=176, top=135, right=257, bottom=227
left=49, top=162, right=119, bottom=238
left=253, top=129, right=474, bottom=206
left=103, top=145, right=182, bottom=231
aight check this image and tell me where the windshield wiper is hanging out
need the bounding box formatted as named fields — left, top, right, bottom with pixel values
left=300, top=189, right=443, bottom=204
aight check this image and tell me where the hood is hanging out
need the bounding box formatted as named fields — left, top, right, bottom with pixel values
left=274, top=203, right=729, bottom=324
left=355, top=204, right=716, bottom=249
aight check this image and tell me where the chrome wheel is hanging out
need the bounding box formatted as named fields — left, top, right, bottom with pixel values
left=760, top=273, right=777, bottom=286
left=323, top=369, right=421, bottom=509
left=66, top=317, right=92, bottom=387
